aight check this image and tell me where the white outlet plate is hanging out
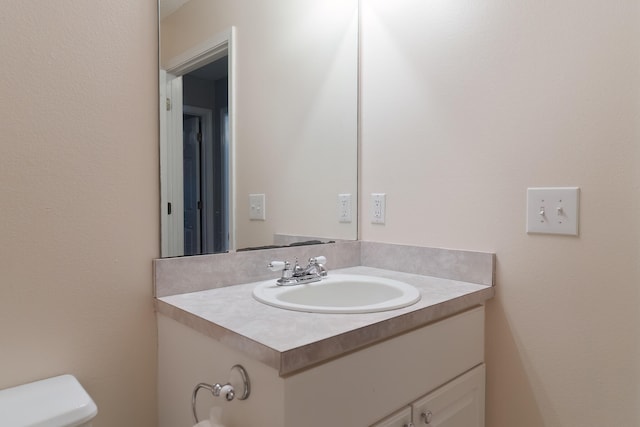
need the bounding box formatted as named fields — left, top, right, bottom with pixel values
left=249, top=194, right=266, bottom=221
left=338, top=194, right=352, bottom=223
left=371, top=193, right=386, bottom=224
left=526, top=187, right=579, bottom=235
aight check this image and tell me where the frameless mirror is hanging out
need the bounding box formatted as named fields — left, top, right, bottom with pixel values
left=159, top=0, right=359, bottom=257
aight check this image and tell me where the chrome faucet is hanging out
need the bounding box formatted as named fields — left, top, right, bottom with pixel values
left=268, top=256, right=327, bottom=286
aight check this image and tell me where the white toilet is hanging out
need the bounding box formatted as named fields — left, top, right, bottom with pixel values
left=0, top=374, right=97, bottom=426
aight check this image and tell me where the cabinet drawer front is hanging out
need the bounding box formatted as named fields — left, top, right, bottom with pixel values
left=411, top=364, right=485, bottom=427
left=286, top=306, right=485, bottom=427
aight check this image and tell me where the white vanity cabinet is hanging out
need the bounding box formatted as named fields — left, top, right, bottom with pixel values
left=371, top=364, right=485, bottom=427
left=410, top=364, right=485, bottom=427
left=157, top=305, right=486, bottom=427
left=372, top=407, right=413, bottom=427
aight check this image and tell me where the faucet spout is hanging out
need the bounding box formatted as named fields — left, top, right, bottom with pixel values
left=268, top=256, right=328, bottom=286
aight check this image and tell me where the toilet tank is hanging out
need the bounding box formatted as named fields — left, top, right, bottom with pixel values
left=0, top=374, right=98, bottom=427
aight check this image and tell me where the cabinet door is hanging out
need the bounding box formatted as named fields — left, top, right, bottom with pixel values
left=411, top=364, right=485, bottom=427
left=371, top=406, right=413, bottom=427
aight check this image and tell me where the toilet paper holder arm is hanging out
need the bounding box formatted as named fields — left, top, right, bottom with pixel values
left=192, top=364, right=251, bottom=424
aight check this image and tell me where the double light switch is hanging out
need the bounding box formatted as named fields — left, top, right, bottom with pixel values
left=526, top=187, right=580, bottom=236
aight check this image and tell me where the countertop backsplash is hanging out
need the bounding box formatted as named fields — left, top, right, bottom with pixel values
left=154, top=241, right=494, bottom=297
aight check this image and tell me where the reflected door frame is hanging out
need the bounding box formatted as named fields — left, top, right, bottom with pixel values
left=159, top=27, right=236, bottom=257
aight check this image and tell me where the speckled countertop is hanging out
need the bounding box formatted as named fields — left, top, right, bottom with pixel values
left=155, top=266, right=494, bottom=376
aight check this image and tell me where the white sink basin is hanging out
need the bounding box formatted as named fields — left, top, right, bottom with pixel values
left=252, top=274, right=421, bottom=314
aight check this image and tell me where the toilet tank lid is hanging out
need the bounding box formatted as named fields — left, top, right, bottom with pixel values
left=0, top=374, right=97, bottom=426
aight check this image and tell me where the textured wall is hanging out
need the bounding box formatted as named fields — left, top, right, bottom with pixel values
left=360, top=0, right=640, bottom=425
left=0, top=1, right=159, bottom=425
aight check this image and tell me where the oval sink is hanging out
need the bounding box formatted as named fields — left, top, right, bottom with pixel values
left=252, top=274, right=421, bottom=314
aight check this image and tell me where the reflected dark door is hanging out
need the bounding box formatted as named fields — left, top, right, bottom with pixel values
left=183, top=115, right=201, bottom=256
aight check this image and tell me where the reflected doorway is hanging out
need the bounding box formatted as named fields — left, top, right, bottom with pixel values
left=182, top=57, right=229, bottom=256
left=160, top=28, right=235, bottom=258
left=162, top=52, right=230, bottom=257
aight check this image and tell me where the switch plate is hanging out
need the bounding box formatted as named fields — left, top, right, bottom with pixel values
left=249, top=194, right=266, bottom=221
left=371, top=193, right=386, bottom=224
left=526, top=187, right=579, bottom=235
left=338, top=193, right=352, bottom=223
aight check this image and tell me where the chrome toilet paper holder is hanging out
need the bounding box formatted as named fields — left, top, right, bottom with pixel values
left=192, top=364, right=250, bottom=424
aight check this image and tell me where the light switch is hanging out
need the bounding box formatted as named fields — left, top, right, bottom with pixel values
left=526, top=187, right=579, bottom=236
left=249, top=194, right=266, bottom=221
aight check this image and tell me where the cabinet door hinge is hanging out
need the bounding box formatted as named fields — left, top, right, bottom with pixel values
left=166, top=97, right=171, bottom=111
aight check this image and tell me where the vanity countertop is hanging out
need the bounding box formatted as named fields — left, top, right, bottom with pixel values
left=155, top=266, right=494, bottom=376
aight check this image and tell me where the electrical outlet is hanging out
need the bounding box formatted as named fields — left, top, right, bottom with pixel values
left=371, top=193, right=386, bottom=224
left=338, top=194, right=352, bottom=223
left=249, top=194, right=266, bottom=221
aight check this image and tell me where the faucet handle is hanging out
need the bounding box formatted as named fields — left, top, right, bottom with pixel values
left=309, top=256, right=328, bottom=277
left=310, top=256, right=326, bottom=265
left=268, top=261, right=289, bottom=271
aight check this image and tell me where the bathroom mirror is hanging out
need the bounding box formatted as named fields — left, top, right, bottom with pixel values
left=159, top=0, right=359, bottom=257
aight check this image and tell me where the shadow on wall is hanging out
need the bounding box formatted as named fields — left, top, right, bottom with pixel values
left=485, top=295, right=557, bottom=426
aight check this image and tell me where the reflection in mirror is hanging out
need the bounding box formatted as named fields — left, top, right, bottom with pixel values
left=182, top=58, right=230, bottom=256
left=160, top=28, right=234, bottom=257
left=159, top=0, right=358, bottom=257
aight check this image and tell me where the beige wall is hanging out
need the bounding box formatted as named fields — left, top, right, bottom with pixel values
left=0, top=1, right=159, bottom=426
left=361, top=0, right=640, bottom=425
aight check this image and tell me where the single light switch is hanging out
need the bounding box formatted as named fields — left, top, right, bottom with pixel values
left=526, top=187, right=579, bottom=235
left=249, top=194, right=266, bottom=221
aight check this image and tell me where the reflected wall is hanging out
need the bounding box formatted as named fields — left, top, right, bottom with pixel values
left=161, top=0, right=358, bottom=252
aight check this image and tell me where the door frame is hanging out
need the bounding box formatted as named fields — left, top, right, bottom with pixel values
left=160, top=72, right=185, bottom=257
